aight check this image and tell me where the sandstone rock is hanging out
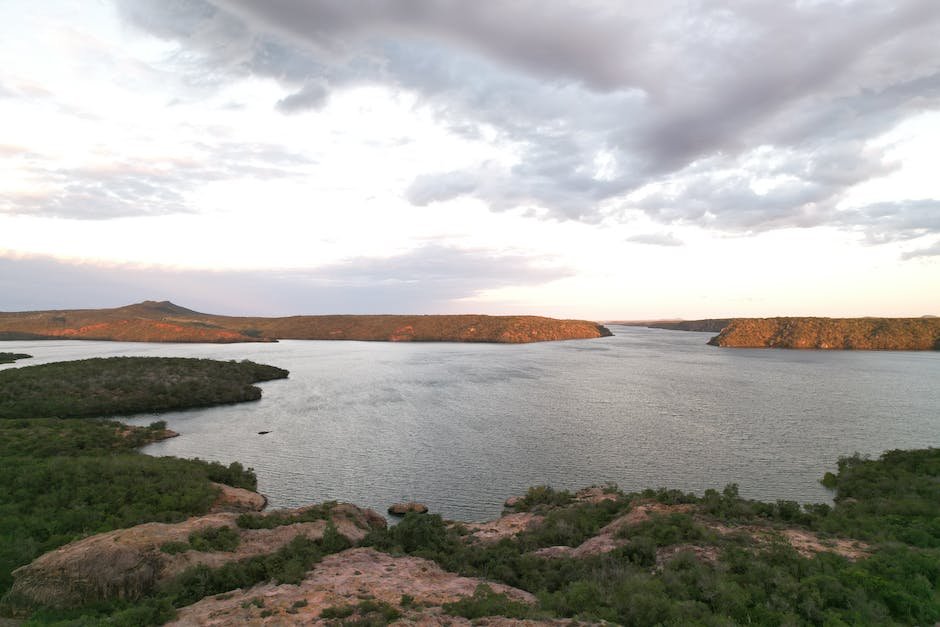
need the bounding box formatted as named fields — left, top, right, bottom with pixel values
left=387, top=501, right=429, bottom=515
left=504, top=496, right=523, bottom=508
left=7, top=503, right=384, bottom=611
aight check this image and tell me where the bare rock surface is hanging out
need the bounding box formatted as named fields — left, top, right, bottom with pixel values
left=169, top=547, right=539, bottom=626
left=8, top=503, right=384, bottom=610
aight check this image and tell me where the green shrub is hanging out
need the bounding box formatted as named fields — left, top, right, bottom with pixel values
left=187, top=526, right=240, bottom=552
left=443, top=584, right=537, bottom=620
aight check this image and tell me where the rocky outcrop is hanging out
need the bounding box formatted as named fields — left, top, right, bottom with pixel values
left=6, top=503, right=385, bottom=611
left=169, top=547, right=538, bottom=626
left=208, top=483, right=267, bottom=513
left=707, top=317, right=940, bottom=350
left=0, top=301, right=612, bottom=344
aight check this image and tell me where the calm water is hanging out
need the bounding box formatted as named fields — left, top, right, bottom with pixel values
left=2, top=327, right=938, bottom=521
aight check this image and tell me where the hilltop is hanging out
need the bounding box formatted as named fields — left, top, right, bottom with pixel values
left=0, top=301, right=612, bottom=344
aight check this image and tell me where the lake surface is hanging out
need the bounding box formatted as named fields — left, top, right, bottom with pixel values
left=3, top=326, right=939, bottom=521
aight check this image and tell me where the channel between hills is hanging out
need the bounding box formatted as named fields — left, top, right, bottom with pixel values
left=623, top=317, right=940, bottom=350
left=0, top=300, right=613, bottom=344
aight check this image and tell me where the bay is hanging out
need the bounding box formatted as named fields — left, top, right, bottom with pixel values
left=2, top=325, right=938, bottom=522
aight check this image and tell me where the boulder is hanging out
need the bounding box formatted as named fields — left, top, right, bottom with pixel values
left=387, top=502, right=429, bottom=516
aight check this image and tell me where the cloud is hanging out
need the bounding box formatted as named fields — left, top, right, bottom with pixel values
left=405, top=170, right=478, bottom=206
left=0, top=143, right=313, bottom=220
left=625, top=232, right=683, bottom=247
left=901, top=239, right=940, bottom=260
left=0, top=246, right=571, bottom=314
left=276, top=82, right=329, bottom=112
left=100, top=1, right=940, bottom=238
left=841, top=199, right=940, bottom=244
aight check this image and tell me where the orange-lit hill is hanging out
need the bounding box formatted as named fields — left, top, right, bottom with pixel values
left=706, top=317, right=940, bottom=350
left=0, top=301, right=613, bottom=344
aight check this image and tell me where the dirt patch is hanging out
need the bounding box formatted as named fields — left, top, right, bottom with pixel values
left=779, top=529, right=870, bottom=560
left=169, top=547, right=539, bottom=626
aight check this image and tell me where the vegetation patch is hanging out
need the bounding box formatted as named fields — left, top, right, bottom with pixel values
left=321, top=599, right=401, bottom=623
left=443, top=584, right=538, bottom=620
left=0, top=352, right=30, bottom=364
left=0, top=356, right=288, bottom=419
left=161, top=526, right=241, bottom=554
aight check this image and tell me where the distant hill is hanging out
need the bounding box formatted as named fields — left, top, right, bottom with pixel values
left=606, top=319, right=732, bottom=333
left=707, top=317, right=940, bottom=350
left=646, top=319, right=732, bottom=333
left=0, top=301, right=613, bottom=345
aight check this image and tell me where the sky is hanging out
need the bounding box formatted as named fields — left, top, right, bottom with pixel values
left=1, top=1, right=938, bottom=319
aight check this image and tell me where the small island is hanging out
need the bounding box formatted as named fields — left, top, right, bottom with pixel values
left=0, top=300, right=612, bottom=344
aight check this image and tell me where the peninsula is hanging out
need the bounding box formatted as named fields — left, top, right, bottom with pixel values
left=0, top=301, right=612, bottom=344
left=706, top=317, right=940, bottom=350
left=624, top=317, right=940, bottom=350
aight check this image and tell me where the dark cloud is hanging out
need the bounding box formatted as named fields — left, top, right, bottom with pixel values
left=276, top=82, right=329, bottom=112
left=110, top=1, right=940, bottom=238
left=0, top=246, right=570, bottom=314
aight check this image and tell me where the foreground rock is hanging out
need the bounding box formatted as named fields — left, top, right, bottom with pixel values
left=7, top=503, right=385, bottom=611
left=169, top=547, right=540, bottom=626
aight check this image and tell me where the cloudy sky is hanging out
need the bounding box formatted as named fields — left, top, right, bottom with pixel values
left=1, top=1, right=938, bottom=318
